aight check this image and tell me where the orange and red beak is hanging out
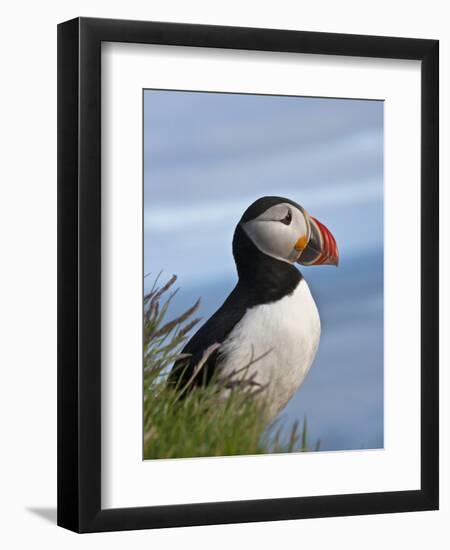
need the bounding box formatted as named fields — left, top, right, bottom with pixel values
left=297, top=215, right=339, bottom=267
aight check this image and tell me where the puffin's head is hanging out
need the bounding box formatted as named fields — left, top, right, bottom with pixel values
left=237, top=196, right=339, bottom=267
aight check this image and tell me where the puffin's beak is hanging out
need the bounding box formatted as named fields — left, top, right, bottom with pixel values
left=296, top=215, right=339, bottom=267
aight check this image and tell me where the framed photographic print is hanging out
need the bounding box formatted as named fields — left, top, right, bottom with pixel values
left=57, top=17, right=439, bottom=532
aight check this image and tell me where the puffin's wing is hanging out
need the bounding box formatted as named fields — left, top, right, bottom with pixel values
left=168, top=285, right=248, bottom=390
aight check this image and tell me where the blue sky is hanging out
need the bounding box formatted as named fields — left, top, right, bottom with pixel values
left=144, top=90, right=384, bottom=452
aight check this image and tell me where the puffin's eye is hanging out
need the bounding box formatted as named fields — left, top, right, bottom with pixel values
left=280, top=210, right=292, bottom=225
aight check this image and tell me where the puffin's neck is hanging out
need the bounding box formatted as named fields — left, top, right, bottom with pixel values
left=232, top=225, right=302, bottom=305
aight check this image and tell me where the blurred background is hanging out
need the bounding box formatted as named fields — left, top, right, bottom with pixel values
left=143, top=89, right=384, bottom=452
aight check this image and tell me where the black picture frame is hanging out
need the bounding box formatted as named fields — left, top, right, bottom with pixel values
left=57, top=17, right=439, bottom=533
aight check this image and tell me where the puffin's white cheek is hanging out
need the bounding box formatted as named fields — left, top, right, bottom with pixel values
left=265, top=226, right=295, bottom=259
left=243, top=221, right=297, bottom=263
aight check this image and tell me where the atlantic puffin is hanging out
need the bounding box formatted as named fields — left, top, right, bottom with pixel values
left=169, top=196, right=339, bottom=422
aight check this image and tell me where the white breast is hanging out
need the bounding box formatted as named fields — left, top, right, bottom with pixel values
left=217, top=279, right=321, bottom=422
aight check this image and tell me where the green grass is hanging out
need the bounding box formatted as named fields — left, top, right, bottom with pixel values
left=143, top=274, right=318, bottom=460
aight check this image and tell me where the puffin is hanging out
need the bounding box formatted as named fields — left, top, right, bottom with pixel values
left=169, top=196, right=339, bottom=422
